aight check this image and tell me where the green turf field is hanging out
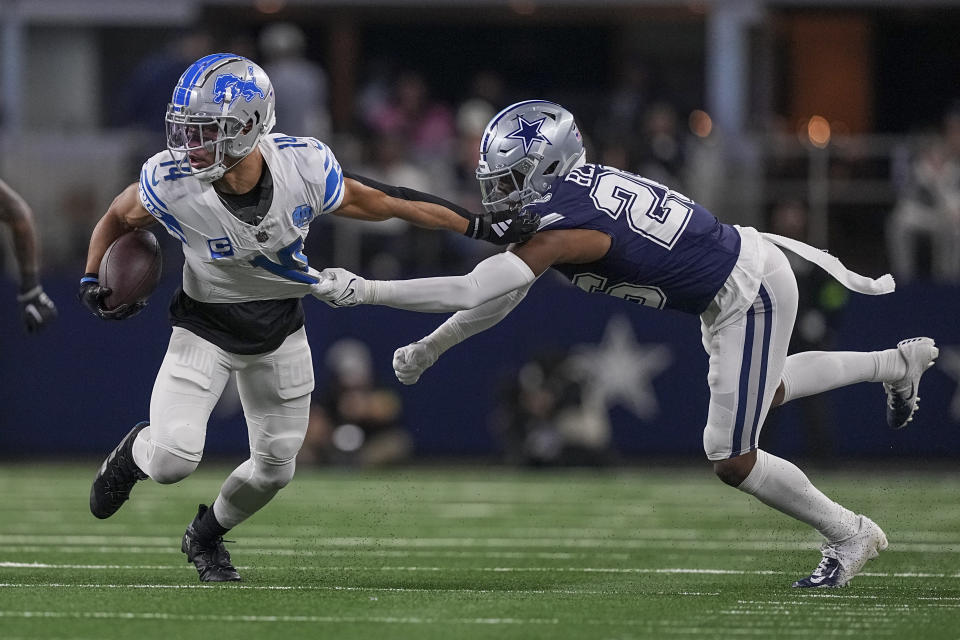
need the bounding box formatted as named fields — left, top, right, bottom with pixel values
left=1, top=462, right=959, bottom=639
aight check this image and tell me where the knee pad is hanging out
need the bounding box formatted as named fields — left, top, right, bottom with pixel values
left=143, top=447, right=199, bottom=485
left=251, top=457, right=296, bottom=492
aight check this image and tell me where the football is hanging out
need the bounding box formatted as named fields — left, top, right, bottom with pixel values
left=98, top=229, right=163, bottom=310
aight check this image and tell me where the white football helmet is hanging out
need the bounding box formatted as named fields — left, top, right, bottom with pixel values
left=476, top=100, right=586, bottom=214
left=165, top=54, right=276, bottom=182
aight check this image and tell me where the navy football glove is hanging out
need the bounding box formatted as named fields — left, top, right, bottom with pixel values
left=18, top=285, right=57, bottom=333
left=466, top=208, right=541, bottom=245
left=78, top=274, right=145, bottom=321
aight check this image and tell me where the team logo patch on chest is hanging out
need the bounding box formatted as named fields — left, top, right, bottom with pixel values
left=291, top=204, right=314, bottom=227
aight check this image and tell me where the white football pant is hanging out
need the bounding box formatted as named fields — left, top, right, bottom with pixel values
left=701, top=244, right=798, bottom=460
left=132, top=326, right=314, bottom=528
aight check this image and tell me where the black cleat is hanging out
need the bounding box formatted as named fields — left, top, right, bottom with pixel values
left=90, top=421, right=149, bottom=519
left=182, top=504, right=241, bottom=582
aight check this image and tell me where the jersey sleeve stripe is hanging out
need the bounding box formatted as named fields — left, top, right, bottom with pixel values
left=139, top=169, right=169, bottom=213
left=537, top=212, right=565, bottom=229
left=321, top=163, right=344, bottom=212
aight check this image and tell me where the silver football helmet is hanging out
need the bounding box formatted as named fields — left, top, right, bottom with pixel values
left=165, top=54, right=276, bottom=182
left=476, top=100, right=586, bottom=213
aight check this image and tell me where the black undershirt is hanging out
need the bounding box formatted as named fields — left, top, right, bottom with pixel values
left=215, top=164, right=274, bottom=224
left=169, top=164, right=304, bottom=355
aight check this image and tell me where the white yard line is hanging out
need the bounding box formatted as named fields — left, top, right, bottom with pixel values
left=6, top=524, right=959, bottom=543
left=6, top=524, right=960, bottom=539
left=0, top=534, right=958, bottom=553
left=2, top=563, right=958, bottom=580
left=0, top=582, right=585, bottom=595
left=0, top=610, right=903, bottom=635
left=0, top=546, right=631, bottom=560
left=0, top=610, right=563, bottom=625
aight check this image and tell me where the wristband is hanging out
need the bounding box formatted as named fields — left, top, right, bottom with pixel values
left=80, top=272, right=99, bottom=285
left=464, top=215, right=482, bottom=239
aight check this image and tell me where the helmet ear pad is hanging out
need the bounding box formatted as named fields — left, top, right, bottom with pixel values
left=525, top=137, right=585, bottom=198
left=223, top=118, right=259, bottom=157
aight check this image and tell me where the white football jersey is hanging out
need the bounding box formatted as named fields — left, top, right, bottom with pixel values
left=138, top=133, right=343, bottom=303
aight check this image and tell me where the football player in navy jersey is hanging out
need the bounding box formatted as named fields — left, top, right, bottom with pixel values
left=79, top=55, right=537, bottom=582
left=314, top=100, right=940, bottom=589
left=0, top=179, right=57, bottom=332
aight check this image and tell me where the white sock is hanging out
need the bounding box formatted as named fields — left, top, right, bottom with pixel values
left=737, top=449, right=859, bottom=543
left=781, top=349, right=905, bottom=403
left=131, top=427, right=151, bottom=474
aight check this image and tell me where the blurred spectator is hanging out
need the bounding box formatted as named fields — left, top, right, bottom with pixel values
left=492, top=350, right=614, bottom=467
left=451, top=99, right=494, bottom=202
left=761, top=199, right=848, bottom=458
left=886, top=137, right=960, bottom=283
left=443, top=98, right=500, bottom=271
left=360, top=135, right=434, bottom=195
left=467, top=70, right=507, bottom=112
left=365, top=70, right=456, bottom=167
left=636, top=102, right=686, bottom=188
left=945, top=104, right=960, bottom=161
left=356, top=57, right=395, bottom=132
left=300, top=338, right=411, bottom=467
left=351, top=134, right=435, bottom=278
left=682, top=109, right=726, bottom=210
left=595, top=61, right=652, bottom=164
left=598, top=142, right=631, bottom=173
left=259, top=22, right=331, bottom=141
left=118, top=30, right=214, bottom=159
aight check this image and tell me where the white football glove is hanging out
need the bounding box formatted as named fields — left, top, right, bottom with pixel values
left=311, top=268, right=367, bottom=307
left=393, top=341, right=440, bottom=385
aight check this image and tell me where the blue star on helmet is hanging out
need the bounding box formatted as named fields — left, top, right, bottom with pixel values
left=506, top=115, right=551, bottom=154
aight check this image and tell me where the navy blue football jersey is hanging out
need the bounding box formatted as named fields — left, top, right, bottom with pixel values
left=525, top=164, right=740, bottom=315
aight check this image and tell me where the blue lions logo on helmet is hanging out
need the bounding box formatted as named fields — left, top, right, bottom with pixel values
left=212, top=67, right=266, bottom=104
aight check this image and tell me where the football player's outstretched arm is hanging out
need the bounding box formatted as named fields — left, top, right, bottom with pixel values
left=333, top=172, right=538, bottom=245
left=393, top=282, right=533, bottom=385
left=314, top=228, right=610, bottom=311
left=79, top=182, right=156, bottom=321
left=0, top=179, right=58, bottom=332
left=387, top=230, right=610, bottom=383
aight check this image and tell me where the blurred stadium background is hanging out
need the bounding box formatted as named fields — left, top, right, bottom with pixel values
left=0, top=0, right=959, bottom=467
left=4, top=2, right=960, bottom=638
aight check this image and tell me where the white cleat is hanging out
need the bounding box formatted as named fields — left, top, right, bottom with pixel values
left=792, top=515, right=888, bottom=588
left=884, top=337, right=938, bottom=430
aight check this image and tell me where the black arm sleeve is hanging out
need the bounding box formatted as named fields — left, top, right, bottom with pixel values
left=342, top=170, right=474, bottom=220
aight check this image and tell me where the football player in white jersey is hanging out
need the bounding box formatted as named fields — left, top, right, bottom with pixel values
left=0, top=179, right=57, bottom=332
left=79, top=55, right=538, bottom=582
left=314, top=100, right=940, bottom=589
